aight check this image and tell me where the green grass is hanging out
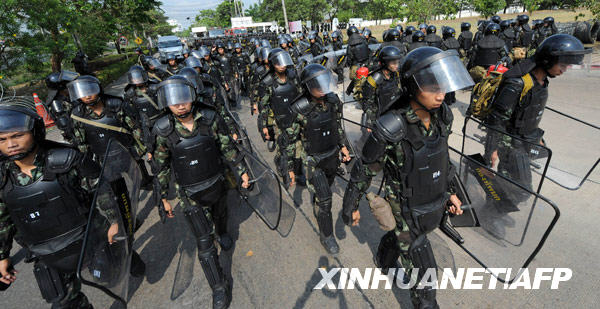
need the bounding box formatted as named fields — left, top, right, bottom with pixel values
left=95, top=55, right=137, bottom=87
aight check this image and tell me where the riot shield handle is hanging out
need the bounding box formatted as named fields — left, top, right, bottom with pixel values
left=440, top=212, right=465, bottom=244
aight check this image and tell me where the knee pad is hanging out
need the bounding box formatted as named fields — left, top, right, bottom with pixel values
left=33, top=262, right=67, bottom=304
left=184, top=207, right=213, bottom=240
left=409, top=234, right=437, bottom=277
left=311, top=169, right=332, bottom=203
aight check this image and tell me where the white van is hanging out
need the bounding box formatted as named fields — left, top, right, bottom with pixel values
left=157, top=35, right=183, bottom=63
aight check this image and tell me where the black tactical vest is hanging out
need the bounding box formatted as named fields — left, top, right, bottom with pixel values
left=442, top=38, right=461, bottom=50
left=474, top=36, right=505, bottom=67
left=270, top=74, right=299, bottom=128
left=348, top=34, right=369, bottom=63
left=73, top=103, right=133, bottom=158
left=459, top=31, right=473, bottom=50
left=1, top=153, right=88, bottom=248
left=167, top=116, right=223, bottom=188
left=304, top=105, right=339, bottom=155
left=218, top=54, right=233, bottom=76
left=375, top=73, right=402, bottom=115
left=134, top=89, right=161, bottom=121
left=397, top=110, right=451, bottom=208
left=408, top=42, right=428, bottom=52
left=425, top=34, right=443, bottom=48
left=512, top=79, right=548, bottom=139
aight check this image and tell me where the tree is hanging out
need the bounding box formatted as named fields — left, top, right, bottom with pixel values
left=522, top=0, right=542, bottom=14
left=470, top=0, right=506, bottom=18
left=193, top=1, right=245, bottom=28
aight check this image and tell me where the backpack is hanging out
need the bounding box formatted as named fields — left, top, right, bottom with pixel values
left=467, top=65, right=534, bottom=120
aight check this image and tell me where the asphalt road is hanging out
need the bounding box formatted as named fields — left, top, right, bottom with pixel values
left=2, top=67, right=599, bottom=309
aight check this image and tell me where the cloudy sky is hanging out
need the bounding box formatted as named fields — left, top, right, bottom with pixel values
left=161, top=0, right=260, bottom=28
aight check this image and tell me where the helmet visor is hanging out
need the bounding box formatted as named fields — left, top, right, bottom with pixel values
left=413, top=55, right=474, bottom=93
left=0, top=110, right=34, bottom=132
left=305, top=70, right=336, bottom=98
left=271, top=51, right=294, bottom=68
left=67, top=80, right=101, bottom=101
left=157, top=82, right=196, bottom=109
left=60, top=71, right=79, bottom=82
left=185, top=57, right=203, bottom=68
left=128, top=69, right=148, bottom=85
left=148, top=58, right=161, bottom=69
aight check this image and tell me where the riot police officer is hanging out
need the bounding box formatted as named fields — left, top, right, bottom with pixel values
left=145, top=56, right=170, bottom=82
left=124, top=65, right=162, bottom=154
left=166, top=53, right=182, bottom=75
left=458, top=22, right=473, bottom=58
left=404, top=26, right=417, bottom=44
left=361, top=46, right=404, bottom=130
left=284, top=64, right=352, bottom=254
left=375, top=28, right=408, bottom=59
left=153, top=78, right=250, bottom=309
left=258, top=49, right=304, bottom=184
left=499, top=20, right=516, bottom=51
left=407, top=30, right=427, bottom=52
left=0, top=98, right=145, bottom=308
left=441, top=27, right=461, bottom=105
left=44, top=70, right=79, bottom=141
left=483, top=35, right=590, bottom=237
left=346, top=26, right=371, bottom=84
left=342, top=46, right=472, bottom=309
left=308, top=32, right=324, bottom=57
left=363, top=28, right=378, bottom=44
left=215, top=43, right=236, bottom=107
left=425, top=25, right=443, bottom=48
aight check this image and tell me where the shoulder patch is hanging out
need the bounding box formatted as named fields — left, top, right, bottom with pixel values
left=46, top=147, right=79, bottom=174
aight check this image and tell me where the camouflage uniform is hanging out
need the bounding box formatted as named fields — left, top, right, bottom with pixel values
left=71, top=101, right=147, bottom=158
left=153, top=110, right=247, bottom=212
left=0, top=148, right=97, bottom=308
left=347, top=106, right=456, bottom=275
left=361, top=71, right=402, bottom=129
left=283, top=100, right=347, bottom=204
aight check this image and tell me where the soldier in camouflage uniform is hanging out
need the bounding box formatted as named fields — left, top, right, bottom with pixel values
left=283, top=64, right=352, bottom=254
left=67, top=76, right=152, bottom=187
left=0, top=98, right=145, bottom=308
left=152, top=78, right=249, bottom=309
left=258, top=48, right=304, bottom=185
left=342, top=47, right=470, bottom=308
left=361, top=46, right=404, bottom=131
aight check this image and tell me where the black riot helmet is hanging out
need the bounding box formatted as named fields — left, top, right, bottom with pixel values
left=460, top=22, right=471, bottom=32
left=178, top=67, right=204, bottom=93
left=543, top=16, right=555, bottom=26
left=284, top=33, right=294, bottom=44
left=198, top=46, right=211, bottom=59
left=500, top=20, right=511, bottom=31
left=534, top=34, right=591, bottom=71
left=382, top=30, right=390, bottom=42
left=45, top=70, right=79, bottom=90
left=485, top=23, right=501, bottom=36
left=156, top=76, right=197, bottom=111
left=0, top=97, right=46, bottom=152
left=216, top=41, right=225, bottom=49
left=426, top=25, right=437, bottom=35
left=490, top=15, right=502, bottom=24
left=362, top=28, right=372, bottom=38
left=401, top=47, right=474, bottom=101
left=67, top=75, right=102, bottom=104
left=323, top=31, right=330, bottom=38
left=532, top=19, right=543, bottom=30
left=146, top=57, right=161, bottom=70
left=331, top=31, right=340, bottom=39
left=127, top=65, right=149, bottom=86
left=300, top=63, right=336, bottom=99
left=413, top=30, right=425, bottom=42
left=226, top=41, right=234, bottom=51
left=395, top=25, right=404, bottom=33
left=307, top=32, right=317, bottom=41
left=378, top=46, right=403, bottom=72
left=405, top=26, right=416, bottom=36
left=259, top=47, right=272, bottom=64
left=278, top=36, right=288, bottom=48
left=419, top=23, right=428, bottom=32
left=442, top=27, right=456, bottom=40
left=517, top=14, right=529, bottom=25
left=347, top=26, right=359, bottom=37
left=388, top=29, right=401, bottom=42
left=234, top=42, right=242, bottom=50
left=268, top=48, right=294, bottom=71
left=185, top=56, right=203, bottom=70
left=509, top=19, right=517, bottom=27
left=166, top=53, right=176, bottom=61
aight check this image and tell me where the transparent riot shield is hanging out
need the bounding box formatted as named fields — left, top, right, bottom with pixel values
left=534, top=106, right=600, bottom=190
left=460, top=116, right=552, bottom=194
left=441, top=146, right=560, bottom=284
left=77, top=140, right=141, bottom=305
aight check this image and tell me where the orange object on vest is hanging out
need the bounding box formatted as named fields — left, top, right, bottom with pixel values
left=356, top=66, right=369, bottom=79
left=33, top=93, right=55, bottom=128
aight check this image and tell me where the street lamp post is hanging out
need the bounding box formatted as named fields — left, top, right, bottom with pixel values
left=281, top=0, right=289, bottom=33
